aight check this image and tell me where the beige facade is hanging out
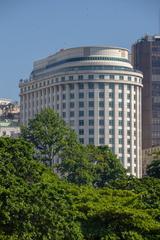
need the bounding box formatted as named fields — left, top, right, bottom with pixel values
left=19, top=46, right=143, bottom=177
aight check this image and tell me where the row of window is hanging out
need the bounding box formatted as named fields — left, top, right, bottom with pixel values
left=69, top=119, right=137, bottom=129
left=21, top=74, right=141, bottom=92
left=79, top=137, right=137, bottom=151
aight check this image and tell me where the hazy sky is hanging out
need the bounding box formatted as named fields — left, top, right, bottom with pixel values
left=0, top=0, right=159, bottom=100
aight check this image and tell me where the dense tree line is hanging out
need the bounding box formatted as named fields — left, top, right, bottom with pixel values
left=0, top=108, right=160, bottom=239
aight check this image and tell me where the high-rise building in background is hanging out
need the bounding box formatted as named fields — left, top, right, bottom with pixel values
left=132, top=35, right=160, bottom=149
left=19, top=46, right=143, bottom=177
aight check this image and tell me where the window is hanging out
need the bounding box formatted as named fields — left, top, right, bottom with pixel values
left=62, top=112, right=66, bottom=118
left=61, top=77, right=65, bottom=81
left=89, top=119, right=94, bottom=126
left=79, top=129, right=84, bottom=135
left=119, top=138, right=123, bottom=144
left=127, top=130, right=131, bottom=135
left=109, top=83, right=114, bottom=89
left=99, top=92, right=104, bottom=98
left=119, top=84, right=123, bottom=89
left=99, top=101, right=104, bottom=107
left=79, top=138, right=84, bottom=144
left=79, top=120, right=84, bottom=126
left=110, top=75, right=115, bottom=79
left=109, top=92, right=114, bottom=98
left=89, top=138, right=94, bottom=144
left=89, top=110, right=94, bottom=117
left=79, top=83, right=84, bottom=89
left=109, top=129, right=114, bottom=135
left=127, top=112, right=130, bottom=118
left=119, top=111, right=123, bottom=117
left=69, top=76, right=73, bottom=80
left=119, top=102, right=123, bottom=108
left=62, top=94, right=66, bottom=100
left=89, top=129, right=94, bottom=135
left=88, top=82, right=94, bottom=89
left=62, top=103, right=66, bottom=109
left=127, top=84, right=131, bottom=90
left=69, top=84, right=74, bottom=90
left=119, top=75, right=124, bottom=80
left=109, top=120, right=114, bottom=126
left=99, top=128, right=104, bottom=135
left=70, top=102, right=74, bottom=108
left=88, top=75, right=94, bottom=80
left=78, top=75, right=83, bottom=80
left=119, top=148, right=123, bottom=153
left=119, top=120, right=123, bottom=126
left=57, top=95, right=59, bottom=100
left=99, top=138, right=104, bottom=144
left=89, top=92, right=94, bottom=98
left=79, top=92, right=84, bottom=98
left=109, top=101, right=114, bottom=108
left=127, top=139, right=130, bottom=145
left=62, top=85, right=66, bottom=91
left=119, top=129, right=123, bottom=135
left=70, top=93, right=74, bottom=99
left=119, top=93, right=123, bottom=98
left=70, top=111, right=74, bottom=117
left=79, top=102, right=84, bottom=108
left=89, top=101, right=94, bottom=107
left=98, top=83, right=104, bottom=89
left=127, top=121, right=130, bottom=127
left=99, top=119, right=104, bottom=126
left=109, top=111, right=113, bottom=117
left=57, top=104, right=59, bottom=109
left=70, top=119, right=74, bottom=126
left=127, top=103, right=130, bottom=108
left=109, top=138, right=114, bottom=144
left=79, top=111, right=84, bottom=117
left=127, top=94, right=130, bottom=99
left=128, top=76, right=131, bottom=81
left=99, top=75, right=104, bottom=79
left=99, top=110, right=104, bottom=117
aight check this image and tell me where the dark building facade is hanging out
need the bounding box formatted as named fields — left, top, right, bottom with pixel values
left=132, top=35, right=160, bottom=149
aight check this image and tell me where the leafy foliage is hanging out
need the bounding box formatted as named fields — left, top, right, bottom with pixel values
left=21, top=108, right=126, bottom=187
left=0, top=137, right=160, bottom=239
left=21, top=108, right=79, bottom=166
left=58, top=145, right=126, bottom=187
left=146, top=160, right=160, bottom=178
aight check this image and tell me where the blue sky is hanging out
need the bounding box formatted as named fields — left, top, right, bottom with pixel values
left=0, top=0, right=159, bottom=100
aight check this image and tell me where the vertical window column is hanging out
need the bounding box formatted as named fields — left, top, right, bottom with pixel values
left=65, top=84, right=70, bottom=124
left=114, top=84, right=119, bottom=156
left=94, top=83, right=99, bottom=145
left=104, top=84, right=109, bottom=145
left=123, top=85, right=128, bottom=168
left=130, top=85, right=135, bottom=175
left=74, top=83, right=79, bottom=131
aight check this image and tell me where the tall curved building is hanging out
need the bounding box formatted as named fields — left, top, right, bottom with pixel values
left=19, top=46, right=143, bottom=177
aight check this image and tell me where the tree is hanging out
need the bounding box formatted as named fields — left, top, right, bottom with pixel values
left=58, top=145, right=126, bottom=187
left=21, top=108, right=79, bottom=167
left=146, top=160, right=160, bottom=178
left=0, top=137, right=83, bottom=240
left=0, top=137, right=160, bottom=239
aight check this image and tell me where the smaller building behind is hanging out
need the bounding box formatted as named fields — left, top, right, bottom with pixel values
left=0, top=98, right=20, bottom=137
left=142, top=146, right=160, bottom=176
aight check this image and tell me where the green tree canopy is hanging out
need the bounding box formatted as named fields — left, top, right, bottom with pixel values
left=146, top=159, right=160, bottom=178
left=0, top=137, right=160, bottom=239
left=21, top=108, right=79, bottom=166
left=58, top=145, right=127, bottom=187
